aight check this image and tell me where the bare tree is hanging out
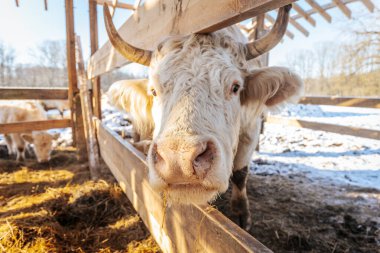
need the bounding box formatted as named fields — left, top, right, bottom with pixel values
left=0, top=41, right=15, bottom=85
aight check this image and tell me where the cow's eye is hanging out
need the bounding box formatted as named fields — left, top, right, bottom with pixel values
left=151, top=89, right=157, bottom=97
left=231, top=82, right=240, bottom=95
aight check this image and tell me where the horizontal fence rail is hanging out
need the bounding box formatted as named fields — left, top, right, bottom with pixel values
left=88, top=0, right=295, bottom=78
left=96, top=120, right=272, bottom=253
left=266, top=116, right=380, bottom=140
left=0, top=88, right=69, bottom=100
left=300, top=96, right=380, bottom=108
left=0, top=119, right=72, bottom=134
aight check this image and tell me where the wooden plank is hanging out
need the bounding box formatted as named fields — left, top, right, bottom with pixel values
left=89, top=0, right=102, bottom=118
left=96, top=121, right=273, bottom=253
left=76, top=36, right=100, bottom=179
left=88, top=0, right=296, bottom=78
left=0, top=119, right=71, bottom=134
left=361, top=0, right=375, bottom=12
left=95, top=0, right=135, bottom=10
left=65, top=0, right=87, bottom=160
left=300, top=96, right=380, bottom=108
left=0, top=88, right=68, bottom=100
left=292, top=2, right=316, bottom=26
left=332, top=0, right=352, bottom=18
left=288, top=16, right=309, bottom=36
left=265, top=14, right=294, bottom=39
left=266, top=116, right=380, bottom=140
left=304, top=0, right=332, bottom=23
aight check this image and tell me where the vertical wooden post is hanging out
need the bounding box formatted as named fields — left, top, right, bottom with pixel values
left=76, top=36, right=100, bottom=179
left=89, top=0, right=102, bottom=119
left=65, top=0, right=87, bottom=161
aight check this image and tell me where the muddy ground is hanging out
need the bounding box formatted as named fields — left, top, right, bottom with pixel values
left=214, top=158, right=380, bottom=253
left=0, top=146, right=161, bottom=253
left=1, top=145, right=379, bottom=253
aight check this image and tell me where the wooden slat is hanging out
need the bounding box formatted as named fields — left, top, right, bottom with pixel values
left=292, top=3, right=316, bottom=26
left=89, top=0, right=102, bottom=118
left=288, top=16, right=309, bottom=36
left=300, top=96, right=380, bottom=108
left=361, top=0, right=375, bottom=12
left=304, top=0, right=332, bottom=23
left=76, top=36, right=100, bottom=179
left=265, top=14, right=294, bottom=39
left=332, top=0, right=352, bottom=18
left=88, top=0, right=296, bottom=78
left=96, top=121, right=273, bottom=253
left=266, top=116, right=380, bottom=140
left=95, top=0, right=135, bottom=10
left=0, top=88, right=68, bottom=100
left=0, top=119, right=71, bottom=134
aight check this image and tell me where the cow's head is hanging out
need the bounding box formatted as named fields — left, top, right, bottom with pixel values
left=104, top=4, right=303, bottom=204
left=22, top=132, right=59, bottom=163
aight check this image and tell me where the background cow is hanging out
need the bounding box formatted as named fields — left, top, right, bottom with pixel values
left=104, top=4, right=303, bottom=230
left=0, top=101, right=59, bottom=163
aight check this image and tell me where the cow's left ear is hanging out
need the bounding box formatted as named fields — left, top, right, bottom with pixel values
left=241, top=67, right=303, bottom=109
left=21, top=134, right=34, bottom=143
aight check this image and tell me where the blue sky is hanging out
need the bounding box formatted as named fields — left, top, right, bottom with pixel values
left=0, top=0, right=377, bottom=69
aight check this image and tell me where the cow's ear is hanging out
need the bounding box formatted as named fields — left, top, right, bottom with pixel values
left=241, top=67, right=303, bottom=109
left=21, top=134, right=34, bottom=143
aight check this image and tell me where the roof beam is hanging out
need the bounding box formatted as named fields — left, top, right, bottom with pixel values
left=304, top=0, right=332, bottom=23
left=292, top=2, right=316, bottom=26
left=361, top=0, right=375, bottom=12
left=288, top=16, right=309, bottom=37
left=332, top=0, right=352, bottom=18
left=95, top=0, right=135, bottom=10
left=266, top=14, right=294, bottom=39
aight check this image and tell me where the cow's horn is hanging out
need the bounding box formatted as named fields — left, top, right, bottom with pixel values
left=103, top=3, right=152, bottom=66
left=245, top=4, right=291, bottom=60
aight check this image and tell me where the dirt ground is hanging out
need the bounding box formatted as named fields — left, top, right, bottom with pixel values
left=214, top=158, right=380, bottom=253
left=0, top=145, right=161, bottom=253
left=1, top=145, right=379, bottom=253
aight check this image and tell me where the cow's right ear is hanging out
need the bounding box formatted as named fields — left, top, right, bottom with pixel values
left=241, top=67, right=303, bottom=110
left=21, top=134, right=34, bottom=143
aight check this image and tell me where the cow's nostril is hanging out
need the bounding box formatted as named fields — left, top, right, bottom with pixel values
left=192, top=141, right=215, bottom=177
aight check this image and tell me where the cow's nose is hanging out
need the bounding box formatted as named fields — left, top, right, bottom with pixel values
left=152, top=139, right=216, bottom=184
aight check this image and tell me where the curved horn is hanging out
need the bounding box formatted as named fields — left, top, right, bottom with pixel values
left=103, top=3, right=152, bottom=66
left=245, top=4, right=292, bottom=60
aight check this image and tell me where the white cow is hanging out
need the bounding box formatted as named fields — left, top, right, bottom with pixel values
left=0, top=101, right=59, bottom=162
left=104, top=4, right=303, bottom=230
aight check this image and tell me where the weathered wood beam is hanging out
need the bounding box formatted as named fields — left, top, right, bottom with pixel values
left=0, top=88, right=68, bottom=100
left=89, top=0, right=102, bottom=118
left=361, top=0, right=375, bottom=12
left=96, top=121, right=273, bottom=253
left=267, top=117, right=380, bottom=140
left=300, top=96, right=380, bottom=108
left=15, top=0, right=19, bottom=7
left=288, top=16, right=309, bottom=36
left=65, top=0, right=87, bottom=160
left=88, top=0, right=296, bottom=78
left=304, top=0, right=332, bottom=23
left=76, top=36, right=100, bottom=179
left=265, top=14, right=294, bottom=39
left=0, top=119, right=71, bottom=134
left=332, top=0, right=352, bottom=18
left=292, top=2, right=316, bottom=26
left=95, top=0, right=135, bottom=10
left=44, top=0, right=48, bottom=11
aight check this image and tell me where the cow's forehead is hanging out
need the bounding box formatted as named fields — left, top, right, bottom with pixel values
left=150, top=31, right=247, bottom=89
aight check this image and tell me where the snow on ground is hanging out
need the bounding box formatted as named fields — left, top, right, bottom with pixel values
left=255, top=104, right=380, bottom=190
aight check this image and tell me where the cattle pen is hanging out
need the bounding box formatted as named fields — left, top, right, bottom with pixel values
left=0, top=0, right=378, bottom=252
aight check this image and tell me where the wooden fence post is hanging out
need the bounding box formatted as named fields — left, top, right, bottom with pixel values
left=65, top=0, right=87, bottom=161
left=76, top=36, right=101, bottom=179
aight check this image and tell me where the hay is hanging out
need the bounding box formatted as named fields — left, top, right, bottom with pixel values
left=0, top=147, right=161, bottom=253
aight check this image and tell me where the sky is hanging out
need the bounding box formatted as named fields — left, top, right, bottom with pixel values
left=0, top=0, right=378, bottom=74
